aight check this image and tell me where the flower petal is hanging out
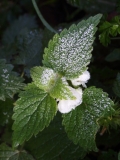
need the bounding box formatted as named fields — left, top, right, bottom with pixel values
left=71, top=70, right=90, bottom=87
left=58, top=87, right=82, bottom=113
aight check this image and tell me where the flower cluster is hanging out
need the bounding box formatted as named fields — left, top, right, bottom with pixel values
left=58, top=70, right=90, bottom=113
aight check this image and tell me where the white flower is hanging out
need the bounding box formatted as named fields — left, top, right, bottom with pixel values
left=58, top=87, right=82, bottom=113
left=71, top=70, right=90, bottom=87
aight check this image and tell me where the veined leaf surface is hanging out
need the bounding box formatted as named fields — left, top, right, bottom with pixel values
left=43, top=14, right=102, bottom=79
left=31, top=66, right=75, bottom=99
left=63, top=87, right=115, bottom=151
left=12, top=83, right=57, bottom=148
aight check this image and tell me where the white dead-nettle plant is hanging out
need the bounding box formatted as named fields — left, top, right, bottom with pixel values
left=57, top=70, right=90, bottom=113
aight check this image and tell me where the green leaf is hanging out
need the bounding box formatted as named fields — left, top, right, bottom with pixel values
left=31, top=66, right=75, bottom=99
left=99, top=31, right=111, bottom=47
left=30, top=66, right=57, bottom=91
left=110, top=16, right=120, bottom=35
left=0, top=59, right=25, bottom=101
left=113, top=73, right=120, bottom=97
left=99, top=21, right=112, bottom=46
left=2, top=15, right=38, bottom=45
left=105, top=49, right=120, bottom=62
left=0, top=143, right=34, bottom=160
left=12, top=83, right=57, bottom=148
left=0, top=143, right=17, bottom=159
left=99, top=16, right=120, bottom=46
left=43, top=14, right=102, bottom=79
left=63, top=86, right=114, bottom=151
left=110, top=25, right=119, bottom=36
left=99, top=21, right=112, bottom=32
left=26, top=113, right=87, bottom=160
left=49, top=77, right=75, bottom=100
left=14, top=29, right=43, bottom=77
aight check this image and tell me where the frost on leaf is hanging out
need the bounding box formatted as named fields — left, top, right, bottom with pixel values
left=31, top=66, right=57, bottom=91
left=31, top=67, right=75, bottom=100
left=63, top=86, right=115, bottom=151
left=12, top=83, right=57, bottom=148
left=43, top=14, right=102, bottom=79
left=0, top=59, right=25, bottom=101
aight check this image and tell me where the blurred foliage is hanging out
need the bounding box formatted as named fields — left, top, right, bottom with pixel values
left=0, top=143, right=34, bottom=160
left=67, top=0, right=117, bottom=13
left=105, top=48, right=120, bottom=62
left=0, top=0, right=120, bottom=159
left=0, top=59, right=25, bottom=101
left=0, top=99, right=13, bottom=126
left=99, top=16, right=120, bottom=46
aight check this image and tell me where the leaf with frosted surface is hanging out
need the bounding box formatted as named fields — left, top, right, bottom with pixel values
left=0, top=143, right=34, bottom=160
left=12, top=83, right=57, bottom=148
left=43, top=14, right=102, bottom=79
left=31, top=66, right=75, bottom=99
left=63, top=86, right=115, bottom=151
left=31, top=66, right=57, bottom=91
left=0, top=59, right=25, bottom=101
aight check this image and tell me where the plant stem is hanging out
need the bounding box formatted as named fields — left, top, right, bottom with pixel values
left=31, top=0, right=57, bottom=33
left=100, top=127, right=107, bottom=135
left=21, top=71, right=24, bottom=78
